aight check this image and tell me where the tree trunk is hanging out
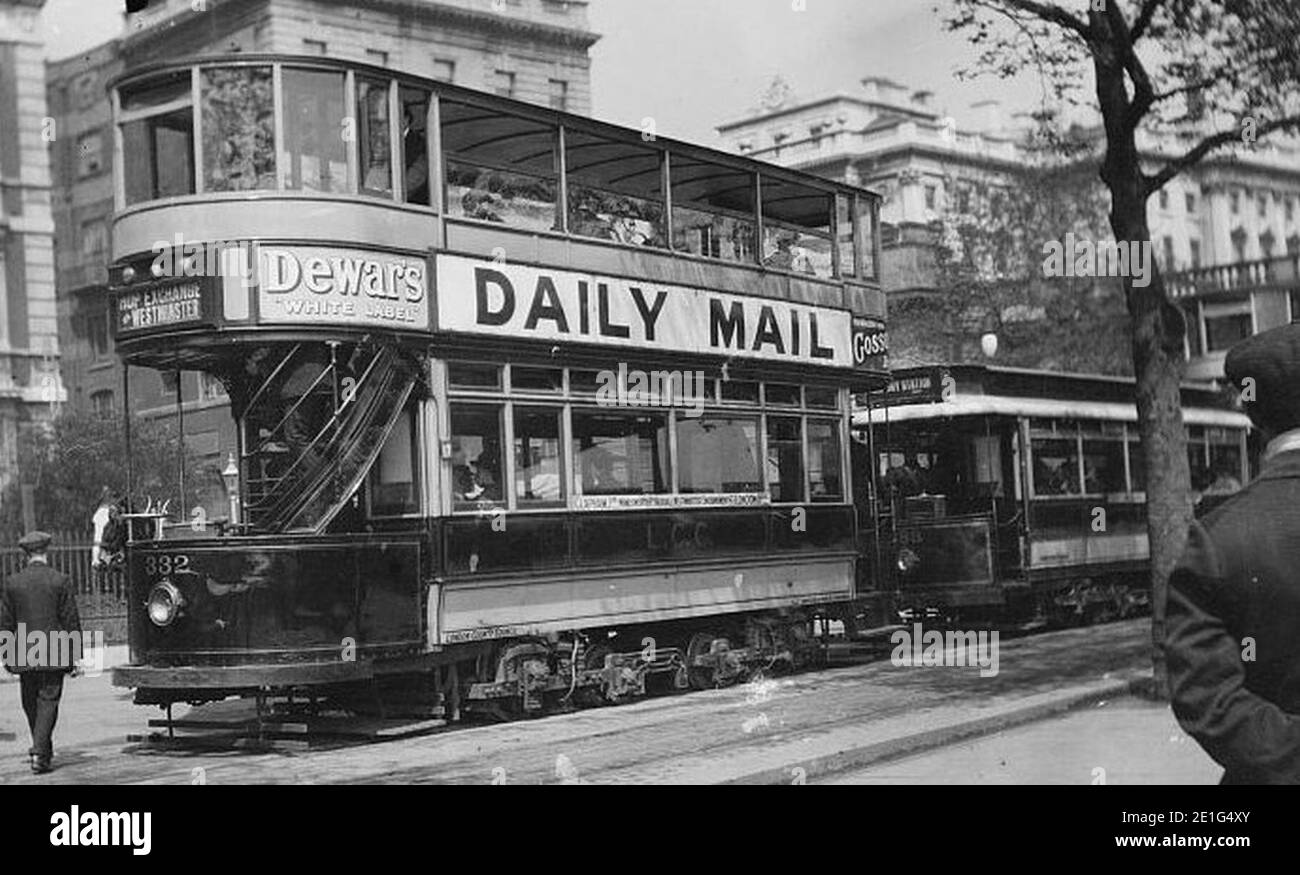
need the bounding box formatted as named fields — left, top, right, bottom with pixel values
left=1094, top=40, right=1193, bottom=701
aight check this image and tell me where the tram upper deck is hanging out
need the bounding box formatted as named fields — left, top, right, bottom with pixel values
left=107, top=54, right=885, bottom=374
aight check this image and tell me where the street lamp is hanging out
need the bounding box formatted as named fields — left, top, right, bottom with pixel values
left=222, top=453, right=240, bottom=526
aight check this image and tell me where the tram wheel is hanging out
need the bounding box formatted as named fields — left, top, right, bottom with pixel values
left=686, top=632, right=718, bottom=690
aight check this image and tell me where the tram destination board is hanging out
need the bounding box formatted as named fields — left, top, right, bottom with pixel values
left=113, top=278, right=218, bottom=338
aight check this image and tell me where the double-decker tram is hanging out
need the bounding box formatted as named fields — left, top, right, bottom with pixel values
left=861, top=365, right=1253, bottom=626
left=106, top=55, right=889, bottom=721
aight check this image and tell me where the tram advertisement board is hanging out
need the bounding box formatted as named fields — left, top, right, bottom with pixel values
left=114, top=277, right=217, bottom=338
left=257, top=245, right=429, bottom=329
left=435, top=254, right=854, bottom=368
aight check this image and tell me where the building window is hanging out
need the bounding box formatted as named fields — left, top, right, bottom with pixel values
left=1185, top=192, right=1196, bottom=213
left=1190, top=238, right=1201, bottom=269
left=1162, top=236, right=1175, bottom=269
left=1287, top=234, right=1300, bottom=257
left=91, top=390, right=115, bottom=418
left=79, top=219, right=107, bottom=257
left=72, top=72, right=99, bottom=110
left=924, top=185, right=937, bottom=211
left=1260, top=232, right=1275, bottom=259
left=493, top=69, right=516, bottom=98
left=76, top=130, right=104, bottom=178
left=1230, top=191, right=1240, bottom=214
left=1203, top=299, right=1253, bottom=353
left=1231, top=229, right=1247, bottom=262
left=1158, top=189, right=1169, bottom=210
left=1287, top=199, right=1295, bottom=223
left=365, top=49, right=389, bottom=67
left=548, top=78, right=569, bottom=111
left=87, top=312, right=110, bottom=359
left=1291, top=288, right=1300, bottom=323
left=302, top=39, right=327, bottom=55
left=1258, top=195, right=1268, bottom=219
left=432, top=59, right=456, bottom=83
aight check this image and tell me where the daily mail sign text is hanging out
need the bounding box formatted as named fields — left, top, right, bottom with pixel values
left=436, top=255, right=853, bottom=368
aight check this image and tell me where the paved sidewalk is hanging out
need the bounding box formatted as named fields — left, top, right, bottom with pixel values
left=821, top=695, right=1221, bottom=784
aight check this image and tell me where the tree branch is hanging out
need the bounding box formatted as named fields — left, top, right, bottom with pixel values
left=1144, top=114, right=1300, bottom=195
left=1129, top=0, right=1165, bottom=43
left=997, top=0, right=1092, bottom=37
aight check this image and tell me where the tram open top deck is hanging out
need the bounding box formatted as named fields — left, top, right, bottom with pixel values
left=105, top=54, right=888, bottom=696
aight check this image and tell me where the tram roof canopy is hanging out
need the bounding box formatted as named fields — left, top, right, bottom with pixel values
left=854, top=393, right=1251, bottom=429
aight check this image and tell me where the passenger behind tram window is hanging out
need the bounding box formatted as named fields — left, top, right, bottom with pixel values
left=401, top=105, right=429, bottom=205
left=451, top=441, right=501, bottom=502
left=1204, top=466, right=1242, bottom=495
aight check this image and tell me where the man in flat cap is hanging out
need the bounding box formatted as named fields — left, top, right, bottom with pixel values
left=1164, top=321, right=1300, bottom=783
left=0, top=531, right=82, bottom=774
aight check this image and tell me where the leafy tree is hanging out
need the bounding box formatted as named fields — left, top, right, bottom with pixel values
left=943, top=0, right=1300, bottom=691
left=891, top=150, right=1132, bottom=372
left=2, top=410, right=223, bottom=537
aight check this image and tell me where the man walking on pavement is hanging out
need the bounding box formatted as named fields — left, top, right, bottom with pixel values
left=1165, top=321, right=1300, bottom=784
left=0, top=531, right=83, bottom=774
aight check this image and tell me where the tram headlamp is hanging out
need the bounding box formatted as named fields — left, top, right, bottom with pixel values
left=897, top=547, right=921, bottom=575
left=120, top=265, right=135, bottom=284
left=147, top=581, right=185, bottom=627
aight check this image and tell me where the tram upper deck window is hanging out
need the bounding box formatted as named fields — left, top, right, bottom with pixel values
left=399, top=87, right=430, bottom=205
left=565, top=130, right=666, bottom=248
left=836, top=195, right=855, bottom=277
left=442, top=99, right=558, bottom=232
left=855, top=195, right=878, bottom=279
left=670, top=155, right=756, bottom=264
left=760, top=176, right=833, bottom=279
left=676, top=415, right=761, bottom=494
left=1081, top=435, right=1126, bottom=495
left=572, top=410, right=669, bottom=496
left=358, top=77, right=392, bottom=198
left=282, top=68, right=348, bottom=193
left=200, top=66, right=275, bottom=193
left=120, top=72, right=195, bottom=205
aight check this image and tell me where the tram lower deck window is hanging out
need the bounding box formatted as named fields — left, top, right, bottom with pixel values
left=676, top=415, right=761, bottom=494
left=766, top=416, right=804, bottom=502
left=572, top=410, right=669, bottom=496
left=807, top=420, right=843, bottom=501
left=514, top=407, right=564, bottom=505
left=450, top=403, right=504, bottom=507
left=368, top=404, right=420, bottom=516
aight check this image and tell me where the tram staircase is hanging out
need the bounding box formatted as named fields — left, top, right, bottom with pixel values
left=241, top=345, right=416, bottom=533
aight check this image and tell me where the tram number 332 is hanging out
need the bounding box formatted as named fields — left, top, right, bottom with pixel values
left=144, top=554, right=190, bottom=576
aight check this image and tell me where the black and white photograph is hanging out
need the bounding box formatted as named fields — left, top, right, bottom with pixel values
left=0, top=0, right=1297, bottom=853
